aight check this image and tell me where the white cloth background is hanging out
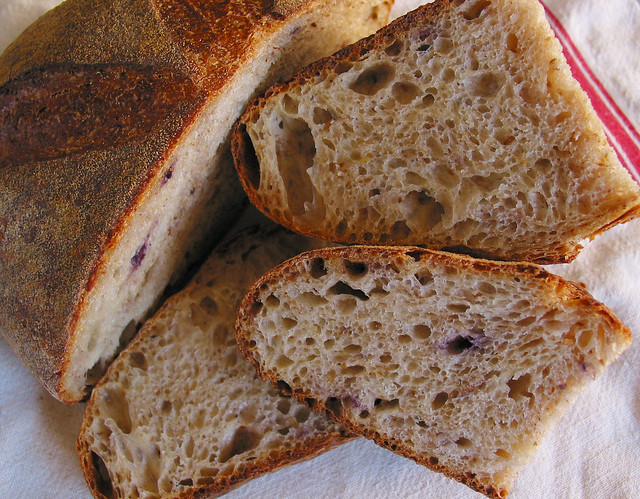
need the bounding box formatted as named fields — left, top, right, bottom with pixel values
left=1, top=1, right=638, bottom=498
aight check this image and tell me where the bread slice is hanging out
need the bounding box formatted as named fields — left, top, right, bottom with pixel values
left=233, top=0, right=640, bottom=264
left=0, top=0, right=392, bottom=402
left=236, top=245, right=632, bottom=498
left=77, top=223, right=349, bottom=498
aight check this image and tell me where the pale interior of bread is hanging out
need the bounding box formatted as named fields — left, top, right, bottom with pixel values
left=240, top=247, right=630, bottom=496
left=79, top=227, right=341, bottom=498
left=242, top=0, right=640, bottom=262
left=61, top=0, right=391, bottom=401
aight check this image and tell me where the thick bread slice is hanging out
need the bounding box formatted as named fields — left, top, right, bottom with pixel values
left=78, top=223, right=348, bottom=498
left=233, top=0, right=640, bottom=264
left=236, top=245, right=632, bottom=498
left=0, top=0, right=392, bottom=402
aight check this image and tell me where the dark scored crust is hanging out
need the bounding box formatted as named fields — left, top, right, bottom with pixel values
left=235, top=245, right=632, bottom=498
left=231, top=0, right=640, bottom=265
left=0, top=0, right=369, bottom=402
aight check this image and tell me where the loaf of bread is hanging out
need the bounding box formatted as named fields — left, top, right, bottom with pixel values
left=0, top=0, right=391, bottom=402
left=233, top=0, right=640, bottom=264
left=236, top=245, right=631, bottom=498
left=77, top=222, right=349, bottom=498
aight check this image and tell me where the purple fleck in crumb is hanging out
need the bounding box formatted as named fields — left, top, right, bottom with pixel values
left=161, top=162, right=175, bottom=186
left=189, top=187, right=195, bottom=195
left=131, top=241, right=148, bottom=271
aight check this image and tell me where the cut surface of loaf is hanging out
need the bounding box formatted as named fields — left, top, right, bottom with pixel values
left=0, top=0, right=392, bottom=402
left=236, top=245, right=632, bottom=498
left=78, top=223, right=348, bottom=499
left=233, top=0, right=640, bottom=264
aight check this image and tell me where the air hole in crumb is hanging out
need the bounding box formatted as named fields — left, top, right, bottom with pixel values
left=447, top=336, right=474, bottom=354
left=507, top=373, right=533, bottom=402
left=467, top=71, right=503, bottom=98
left=349, top=63, right=395, bottom=96
left=462, top=0, right=490, bottom=20
left=325, top=397, right=344, bottom=418
left=160, top=400, right=172, bottom=415
left=276, top=398, right=291, bottom=415
left=360, top=410, right=370, bottom=418
left=275, top=116, right=317, bottom=217
left=578, top=329, right=594, bottom=349
left=456, top=437, right=472, bottom=448
left=249, top=300, right=263, bottom=315
left=218, top=426, right=262, bottom=463
left=391, top=81, right=421, bottom=104
left=442, top=68, right=456, bottom=82
left=390, top=220, right=411, bottom=240
left=374, top=398, right=399, bottom=412
left=434, top=37, right=454, bottom=54
left=310, top=258, right=328, bottom=279
left=421, top=94, right=435, bottom=107
left=344, top=344, right=362, bottom=354
left=402, top=191, right=444, bottom=229
left=399, top=334, right=412, bottom=344
left=507, top=32, right=519, bottom=53
left=344, top=365, right=365, bottom=375
left=313, top=107, right=334, bottom=125
left=238, top=124, right=261, bottom=190
left=415, top=270, right=433, bottom=285
left=343, top=260, right=368, bottom=277
left=91, top=452, right=114, bottom=499
left=447, top=303, right=470, bottom=313
left=328, top=281, right=369, bottom=301
left=334, top=61, right=354, bottom=74
left=278, top=427, right=290, bottom=435
left=276, top=355, right=294, bottom=369
left=282, top=94, right=299, bottom=114
left=432, top=392, right=448, bottom=409
left=324, top=339, right=335, bottom=349
left=535, top=158, right=552, bottom=170
left=385, top=39, right=404, bottom=56
left=200, top=296, right=218, bottom=315
left=281, top=317, right=297, bottom=330
left=294, top=406, right=311, bottom=423
left=412, top=324, right=432, bottom=340
left=276, top=380, right=292, bottom=396
left=496, top=448, right=512, bottom=459
left=103, top=388, right=132, bottom=434
left=128, top=351, right=147, bottom=371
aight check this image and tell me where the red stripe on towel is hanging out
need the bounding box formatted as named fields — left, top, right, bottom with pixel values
left=541, top=2, right=640, bottom=183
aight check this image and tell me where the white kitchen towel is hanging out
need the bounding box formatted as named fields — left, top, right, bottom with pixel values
left=0, top=1, right=638, bottom=498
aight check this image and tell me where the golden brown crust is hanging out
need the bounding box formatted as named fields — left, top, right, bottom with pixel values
left=235, top=245, right=633, bottom=498
left=0, top=0, right=346, bottom=402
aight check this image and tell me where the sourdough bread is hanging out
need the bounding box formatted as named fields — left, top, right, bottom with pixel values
left=236, top=245, right=631, bottom=498
left=0, top=0, right=392, bottom=402
left=233, top=0, right=640, bottom=264
left=77, top=223, right=348, bottom=498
